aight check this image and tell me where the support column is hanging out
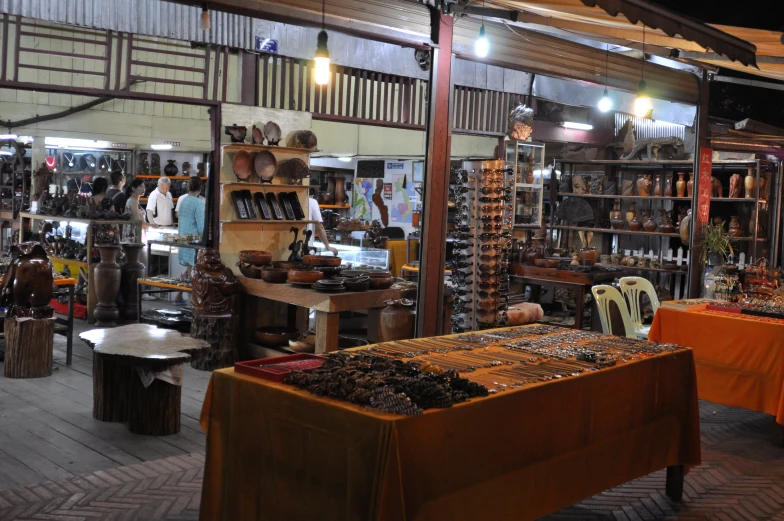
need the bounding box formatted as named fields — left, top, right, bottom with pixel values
left=687, top=69, right=710, bottom=298
left=416, top=9, right=453, bottom=338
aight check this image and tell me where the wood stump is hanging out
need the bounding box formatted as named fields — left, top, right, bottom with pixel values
left=3, top=317, right=54, bottom=378
left=92, top=352, right=131, bottom=422
left=190, top=315, right=238, bottom=371
left=127, top=368, right=181, bottom=436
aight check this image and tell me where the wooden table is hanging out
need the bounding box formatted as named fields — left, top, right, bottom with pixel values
left=510, top=265, right=619, bottom=330
left=80, top=324, right=209, bottom=435
left=239, top=276, right=401, bottom=353
left=199, top=325, right=700, bottom=521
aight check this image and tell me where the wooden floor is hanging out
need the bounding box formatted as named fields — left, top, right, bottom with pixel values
left=0, top=317, right=211, bottom=492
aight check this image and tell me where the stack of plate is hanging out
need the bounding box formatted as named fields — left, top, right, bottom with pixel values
left=312, top=279, right=346, bottom=293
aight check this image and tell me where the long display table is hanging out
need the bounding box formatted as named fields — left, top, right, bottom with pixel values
left=199, top=325, right=700, bottom=521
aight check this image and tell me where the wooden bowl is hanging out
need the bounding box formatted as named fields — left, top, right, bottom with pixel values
left=368, top=276, right=395, bottom=290
left=272, top=260, right=303, bottom=270
left=263, top=121, right=282, bottom=145
left=303, top=255, right=342, bottom=267
left=365, top=271, right=393, bottom=278
left=239, top=250, right=272, bottom=265
left=232, top=150, right=252, bottom=181
left=289, top=337, right=316, bottom=353
left=340, top=270, right=370, bottom=278
left=344, top=278, right=370, bottom=292
left=253, top=150, right=277, bottom=182
left=236, top=261, right=262, bottom=279
left=254, top=326, right=299, bottom=347
left=260, top=267, right=289, bottom=283
left=319, top=266, right=343, bottom=279
left=251, top=125, right=264, bottom=144
left=288, top=269, right=324, bottom=284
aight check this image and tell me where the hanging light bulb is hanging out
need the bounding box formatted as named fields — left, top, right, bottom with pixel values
left=313, top=0, right=330, bottom=85
left=200, top=5, right=210, bottom=31
left=634, top=80, right=652, bottom=117
left=475, top=23, right=489, bottom=58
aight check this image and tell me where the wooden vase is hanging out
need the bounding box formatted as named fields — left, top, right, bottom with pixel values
left=744, top=167, right=755, bottom=198
left=324, top=176, right=336, bottom=205
left=120, top=243, right=146, bottom=320
left=728, top=216, right=743, bottom=237
left=636, top=175, right=652, bottom=196
left=676, top=173, right=686, bottom=197
left=653, top=174, right=662, bottom=196
left=625, top=202, right=637, bottom=224
left=687, top=174, right=693, bottom=197
left=380, top=301, right=416, bottom=341
left=94, top=245, right=121, bottom=325
left=664, top=175, right=673, bottom=197
left=610, top=201, right=625, bottom=229
left=642, top=210, right=658, bottom=232
left=333, top=176, right=347, bottom=205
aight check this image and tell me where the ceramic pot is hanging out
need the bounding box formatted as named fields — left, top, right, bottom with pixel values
left=676, top=173, right=686, bottom=197
left=642, top=211, right=657, bottom=232
left=628, top=215, right=643, bottom=232
left=713, top=216, right=724, bottom=228
left=728, top=216, right=743, bottom=237
left=664, top=175, right=673, bottom=197
left=579, top=247, right=598, bottom=266
left=687, top=174, right=693, bottom=197
left=637, top=175, right=652, bottom=196
left=120, top=243, right=145, bottom=320
left=525, top=167, right=535, bottom=185
left=658, top=210, right=675, bottom=233
left=94, top=245, right=121, bottom=325
left=334, top=176, right=347, bottom=205
left=324, top=177, right=336, bottom=205
left=653, top=174, right=662, bottom=196
left=380, top=299, right=416, bottom=341
left=610, top=201, right=625, bottom=230
left=744, top=167, right=755, bottom=198
left=625, top=202, right=637, bottom=225
left=164, top=160, right=178, bottom=177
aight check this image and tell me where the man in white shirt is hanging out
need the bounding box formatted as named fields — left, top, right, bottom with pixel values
left=308, top=190, right=339, bottom=255
left=146, top=177, right=174, bottom=226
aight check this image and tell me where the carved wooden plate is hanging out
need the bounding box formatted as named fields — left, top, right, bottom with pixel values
left=263, top=121, right=282, bottom=145
left=254, top=150, right=277, bottom=183
left=232, top=150, right=253, bottom=181
left=276, top=158, right=309, bottom=183
left=252, top=125, right=264, bottom=145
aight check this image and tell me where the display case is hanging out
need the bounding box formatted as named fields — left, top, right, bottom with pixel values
left=46, top=146, right=133, bottom=193
left=311, top=242, right=390, bottom=270
left=505, top=140, right=545, bottom=228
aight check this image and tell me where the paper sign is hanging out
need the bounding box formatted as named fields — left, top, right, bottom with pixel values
left=164, top=141, right=180, bottom=147
left=386, top=162, right=405, bottom=170
left=255, top=37, right=278, bottom=53
left=697, top=147, right=712, bottom=223
left=383, top=183, right=393, bottom=199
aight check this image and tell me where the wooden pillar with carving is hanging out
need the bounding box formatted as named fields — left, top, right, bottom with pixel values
left=687, top=69, right=710, bottom=298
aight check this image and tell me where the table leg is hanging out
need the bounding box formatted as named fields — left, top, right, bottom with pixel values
left=296, top=307, right=309, bottom=334
left=66, top=284, right=74, bottom=366
left=137, top=282, right=142, bottom=324
left=146, top=242, right=152, bottom=277
left=773, top=422, right=784, bottom=447
left=575, top=286, right=585, bottom=330
left=314, top=311, right=340, bottom=353
left=367, top=308, right=381, bottom=343
left=665, top=465, right=684, bottom=501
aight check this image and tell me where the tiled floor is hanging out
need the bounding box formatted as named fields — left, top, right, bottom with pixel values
left=1, top=320, right=783, bottom=520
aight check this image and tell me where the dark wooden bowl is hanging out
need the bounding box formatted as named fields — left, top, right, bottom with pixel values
left=253, top=150, right=277, bottom=182
left=369, top=276, right=395, bottom=290
left=254, top=326, right=299, bottom=347
left=236, top=261, right=262, bottom=279
left=287, top=269, right=324, bottom=284
left=239, top=250, right=272, bottom=265
left=272, top=260, right=303, bottom=270
left=303, top=255, right=342, bottom=267
left=232, top=150, right=252, bottom=181
left=344, top=279, right=370, bottom=292
left=260, top=267, right=289, bottom=283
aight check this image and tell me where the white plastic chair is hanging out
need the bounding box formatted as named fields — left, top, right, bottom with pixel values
left=591, top=285, right=636, bottom=338
left=619, top=277, right=660, bottom=340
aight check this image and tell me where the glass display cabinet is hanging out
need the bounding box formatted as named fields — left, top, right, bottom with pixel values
left=505, top=140, right=545, bottom=228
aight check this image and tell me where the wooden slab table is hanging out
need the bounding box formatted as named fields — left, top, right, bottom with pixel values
left=238, top=276, right=401, bottom=353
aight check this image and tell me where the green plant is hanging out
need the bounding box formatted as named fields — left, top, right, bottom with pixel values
left=700, top=221, right=735, bottom=264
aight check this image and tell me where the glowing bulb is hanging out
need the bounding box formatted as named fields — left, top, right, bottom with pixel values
left=475, top=24, right=489, bottom=58
left=598, top=89, right=612, bottom=112
left=633, top=80, right=652, bottom=118
left=314, top=30, right=330, bottom=86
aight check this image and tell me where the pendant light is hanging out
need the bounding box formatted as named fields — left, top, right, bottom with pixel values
left=598, top=44, right=612, bottom=112
left=314, top=0, right=331, bottom=86
left=633, top=26, right=652, bottom=117
left=475, top=0, right=489, bottom=58
left=200, top=4, right=210, bottom=31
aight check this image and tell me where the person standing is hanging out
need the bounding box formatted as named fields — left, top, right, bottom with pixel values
left=173, top=177, right=205, bottom=305
left=308, top=189, right=338, bottom=255
left=175, top=184, right=205, bottom=219
left=146, top=177, right=174, bottom=227
left=89, top=177, right=108, bottom=211
left=106, top=171, right=127, bottom=213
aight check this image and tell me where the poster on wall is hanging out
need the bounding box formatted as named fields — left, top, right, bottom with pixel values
left=697, top=147, right=712, bottom=224
left=383, top=183, right=393, bottom=199
left=353, top=160, right=418, bottom=229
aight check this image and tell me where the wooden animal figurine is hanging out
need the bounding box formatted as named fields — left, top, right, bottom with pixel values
left=302, top=229, right=316, bottom=256
left=287, top=227, right=303, bottom=262
left=711, top=176, right=723, bottom=198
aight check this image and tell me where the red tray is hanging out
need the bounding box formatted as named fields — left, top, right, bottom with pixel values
left=234, top=354, right=326, bottom=382
left=706, top=304, right=741, bottom=314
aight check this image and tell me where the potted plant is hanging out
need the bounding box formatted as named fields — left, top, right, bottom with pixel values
left=700, top=221, right=735, bottom=266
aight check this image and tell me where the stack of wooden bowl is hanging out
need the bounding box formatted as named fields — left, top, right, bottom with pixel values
left=236, top=250, right=272, bottom=279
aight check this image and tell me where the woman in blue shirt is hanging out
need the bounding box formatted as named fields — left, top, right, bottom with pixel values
left=173, top=177, right=205, bottom=305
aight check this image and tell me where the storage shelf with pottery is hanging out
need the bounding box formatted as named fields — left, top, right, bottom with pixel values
left=552, top=225, right=680, bottom=238
left=19, top=212, right=142, bottom=324
left=505, top=140, right=546, bottom=229
left=557, top=193, right=691, bottom=201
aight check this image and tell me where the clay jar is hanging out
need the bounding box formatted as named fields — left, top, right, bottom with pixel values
left=642, top=210, right=657, bottom=232
left=380, top=299, right=416, bottom=342
left=120, top=243, right=146, bottom=320
left=687, top=174, right=694, bottom=197
left=637, top=175, right=652, bottom=196
left=728, top=216, right=743, bottom=237
left=610, top=201, right=625, bottom=230
left=625, top=202, right=637, bottom=225
left=94, top=245, right=121, bottom=325
left=628, top=214, right=643, bottom=232
left=676, top=173, right=686, bottom=197
left=744, top=167, right=755, bottom=198
left=579, top=247, right=598, bottom=266
left=164, top=160, right=178, bottom=177
left=659, top=210, right=675, bottom=233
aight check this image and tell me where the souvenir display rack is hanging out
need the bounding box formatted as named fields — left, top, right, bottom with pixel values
left=45, top=146, right=133, bottom=193
left=505, top=140, right=546, bottom=228
left=0, top=139, right=30, bottom=252
left=449, top=159, right=512, bottom=333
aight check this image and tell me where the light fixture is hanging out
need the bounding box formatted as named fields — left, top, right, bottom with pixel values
left=200, top=4, right=210, bottom=31
left=598, top=44, right=612, bottom=112
left=151, top=144, right=173, bottom=150
left=563, top=122, right=594, bottom=131
left=475, top=23, right=489, bottom=58
left=0, top=150, right=12, bottom=156
left=337, top=156, right=353, bottom=162
left=633, top=25, right=652, bottom=118
left=0, top=134, right=18, bottom=140
left=314, top=0, right=330, bottom=86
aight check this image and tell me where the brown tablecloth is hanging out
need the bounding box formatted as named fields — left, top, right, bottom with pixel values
left=199, top=342, right=700, bottom=521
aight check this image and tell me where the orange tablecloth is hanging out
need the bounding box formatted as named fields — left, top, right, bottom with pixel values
left=649, top=307, right=784, bottom=425
left=199, top=338, right=700, bottom=521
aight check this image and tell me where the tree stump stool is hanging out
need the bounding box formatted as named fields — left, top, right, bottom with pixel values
left=190, top=315, right=238, bottom=371
left=4, top=317, right=54, bottom=378
left=80, top=324, right=209, bottom=436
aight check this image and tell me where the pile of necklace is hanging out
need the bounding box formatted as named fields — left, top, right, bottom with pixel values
left=284, top=354, right=488, bottom=415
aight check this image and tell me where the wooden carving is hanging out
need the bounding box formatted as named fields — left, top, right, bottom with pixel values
left=191, top=249, right=240, bottom=316
left=0, top=242, right=54, bottom=318
left=711, top=176, right=723, bottom=198
left=729, top=174, right=742, bottom=198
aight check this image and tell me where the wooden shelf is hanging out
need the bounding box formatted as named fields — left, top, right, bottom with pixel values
left=558, top=193, right=691, bottom=201
left=602, top=264, right=688, bottom=274
left=220, top=219, right=317, bottom=225
left=710, top=198, right=758, bottom=204
left=20, top=212, right=141, bottom=226
left=223, top=144, right=314, bottom=154
left=552, top=225, right=680, bottom=237
left=50, top=256, right=88, bottom=269
left=219, top=182, right=309, bottom=188
left=319, top=204, right=350, bottom=209
left=515, top=183, right=542, bottom=188
left=136, top=175, right=207, bottom=180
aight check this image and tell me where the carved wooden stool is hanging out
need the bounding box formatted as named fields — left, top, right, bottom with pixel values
left=80, top=324, right=209, bottom=435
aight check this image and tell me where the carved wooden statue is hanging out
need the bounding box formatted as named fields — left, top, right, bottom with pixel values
left=729, top=174, right=742, bottom=198
left=711, top=176, right=723, bottom=198
left=0, top=242, right=54, bottom=318
left=191, top=249, right=239, bottom=316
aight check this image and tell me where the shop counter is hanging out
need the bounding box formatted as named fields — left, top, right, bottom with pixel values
left=650, top=306, right=784, bottom=442
left=199, top=326, right=700, bottom=521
